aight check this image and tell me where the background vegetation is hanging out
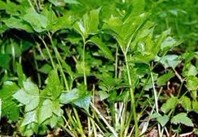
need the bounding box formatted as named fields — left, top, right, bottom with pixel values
left=0, top=0, right=198, bottom=136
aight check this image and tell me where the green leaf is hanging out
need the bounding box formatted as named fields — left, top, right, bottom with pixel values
left=64, top=0, right=80, bottom=4
left=0, top=81, right=20, bottom=121
left=38, top=99, right=53, bottom=124
left=59, top=88, right=91, bottom=111
left=16, top=63, right=26, bottom=87
left=130, top=0, right=145, bottom=16
left=59, top=88, right=80, bottom=104
left=186, top=76, right=198, bottom=91
left=160, top=36, right=178, bottom=51
left=13, top=79, right=40, bottom=112
left=22, top=110, right=37, bottom=126
left=161, top=96, right=178, bottom=113
left=49, top=0, right=65, bottom=6
left=151, top=113, right=169, bottom=127
left=157, top=71, right=175, bottom=86
left=192, top=101, right=198, bottom=113
left=180, top=96, right=191, bottom=111
left=157, top=115, right=169, bottom=127
left=73, top=95, right=91, bottom=112
left=99, top=91, right=109, bottom=100
left=23, top=9, right=48, bottom=32
left=38, top=64, right=52, bottom=74
left=3, top=17, right=33, bottom=32
left=45, top=70, right=63, bottom=100
left=89, top=36, right=114, bottom=60
left=74, top=8, right=100, bottom=38
left=171, top=113, right=193, bottom=127
left=0, top=54, right=11, bottom=69
left=184, top=64, right=198, bottom=77
left=157, top=55, right=181, bottom=69
left=52, top=100, right=63, bottom=116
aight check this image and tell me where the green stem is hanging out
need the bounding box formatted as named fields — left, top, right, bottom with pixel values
left=39, top=36, right=56, bottom=69
left=82, top=38, right=87, bottom=86
left=48, top=33, right=69, bottom=90
left=124, top=53, right=139, bottom=137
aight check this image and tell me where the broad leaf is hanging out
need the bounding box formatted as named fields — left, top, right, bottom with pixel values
left=13, top=79, right=40, bottom=112
left=180, top=96, right=191, bottom=111
left=157, top=115, right=169, bottom=127
left=186, top=76, right=198, bottom=91
left=22, top=110, right=37, bottom=126
left=157, top=55, right=181, bottom=69
left=45, top=70, right=63, bottom=100
left=0, top=81, right=19, bottom=121
left=60, top=88, right=91, bottom=111
left=38, top=99, right=53, bottom=124
left=59, top=88, right=80, bottom=104
left=161, top=96, right=178, bottom=113
left=157, top=71, right=175, bottom=86
left=74, top=8, right=100, bottom=39
left=89, top=36, right=114, bottom=60
left=171, top=113, right=193, bottom=127
left=23, top=9, right=48, bottom=32
left=0, top=54, right=11, bottom=69
left=73, top=95, right=91, bottom=112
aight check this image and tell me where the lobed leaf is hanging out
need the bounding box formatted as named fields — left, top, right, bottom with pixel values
left=171, top=113, right=193, bottom=127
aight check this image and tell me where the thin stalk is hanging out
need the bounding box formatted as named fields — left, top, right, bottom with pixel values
left=82, top=38, right=87, bottom=86
left=73, top=108, right=86, bottom=137
left=48, top=33, right=69, bottom=90
left=39, top=36, right=56, bottom=69
left=91, top=103, right=117, bottom=137
left=32, top=48, right=41, bottom=87
left=150, top=70, right=161, bottom=135
left=124, top=53, right=139, bottom=137
left=28, top=0, right=36, bottom=12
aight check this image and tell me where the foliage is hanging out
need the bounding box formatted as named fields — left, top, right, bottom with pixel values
left=0, top=0, right=197, bottom=136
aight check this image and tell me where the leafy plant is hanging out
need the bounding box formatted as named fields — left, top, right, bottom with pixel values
left=0, top=0, right=198, bottom=136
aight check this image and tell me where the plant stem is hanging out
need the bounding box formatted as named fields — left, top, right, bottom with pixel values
left=82, top=38, right=87, bottom=86
left=91, top=103, right=117, bottom=137
left=124, top=53, right=139, bottom=137
left=48, top=33, right=69, bottom=90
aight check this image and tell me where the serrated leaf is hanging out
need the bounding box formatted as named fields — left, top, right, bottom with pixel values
left=192, top=101, right=198, bottom=113
left=89, top=36, right=114, bottom=60
left=52, top=100, right=63, bottom=116
left=3, top=17, right=33, bottom=32
left=171, top=113, right=193, bottom=127
left=157, top=71, right=175, bottom=86
left=99, top=91, right=109, bottom=100
left=74, top=8, right=100, bottom=38
left=23, top=9, right=48, bottom=32
left=13, top=79, right=39, bottom=112
left=59, top=88, right=80, bottom=104
left=45, top=70, right=63, bottom=100
left=186, top=76, right=198, bottom=91
left=0, top=81, right=20, bottom=121
left=161, top=36, right=178, bottom=51
left=185, top=64, right=198, bottom=77
left=161, top=97, right=178, bottom=113
left=59, top=88, right=91, bottom=111
left=38, top=99, right=53, bottom=124
left=38, top=64, right=52, bottom=74
left=158, top=55, right=181, bottom=69
left=180, top=96, right=191, bottom=111
left=157, top=115, right=169, bottom=127
left=73, top=95, right=91, bottom=112
left=22, top=110, right=37, bottom=126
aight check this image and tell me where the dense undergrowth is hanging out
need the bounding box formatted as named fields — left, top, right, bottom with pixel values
left=0, top=0, right=198, bottom=136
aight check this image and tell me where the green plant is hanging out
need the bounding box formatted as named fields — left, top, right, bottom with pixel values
left=0, top=0, right=198, bottom=136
